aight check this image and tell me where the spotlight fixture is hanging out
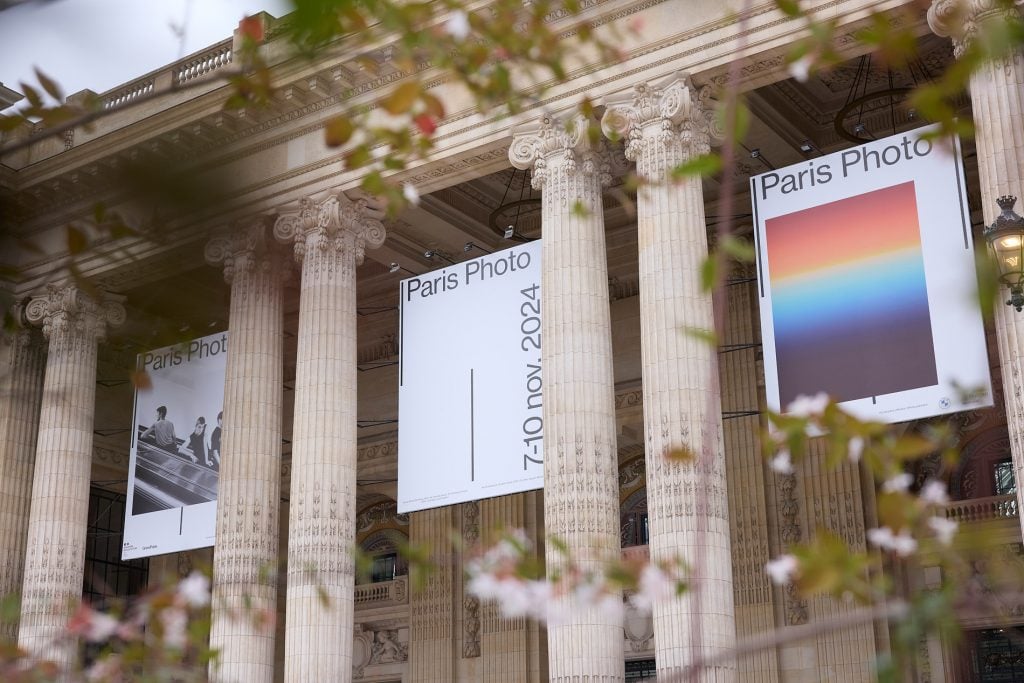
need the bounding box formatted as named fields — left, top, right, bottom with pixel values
left=798, top=140, right=815, bottom=154
left=389, top=262, right=416, bottom=276
left=463, top=242, right=493, bottom=255
left=749, top=148, right=776, bottom=170
left=503, top=226, right=516, bottom=240
left=424, top=250, right=455, bottom=265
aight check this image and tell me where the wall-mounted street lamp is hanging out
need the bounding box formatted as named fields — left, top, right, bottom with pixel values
left=984, top=195, right=1024, bottom=312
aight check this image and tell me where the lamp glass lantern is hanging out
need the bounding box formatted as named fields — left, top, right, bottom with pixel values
left=984, top=195, right=1024, bottom=312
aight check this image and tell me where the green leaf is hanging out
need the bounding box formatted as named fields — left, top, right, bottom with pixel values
left=700, top=253, right=718, bottom=292
left=34, top=67, right=63, bottom=101
left=324, top=116, right=354, bottom=147
left=670, top=153, right=722, bottom=179
left=66, top=225, right=87, bottom=254
left=776, top=0, right=802, bottom=17
left=683, top=326, right=718, bottom=347
left=719, top=235, right=755, bottom=263
left=382, top=81, right=420, bottom=115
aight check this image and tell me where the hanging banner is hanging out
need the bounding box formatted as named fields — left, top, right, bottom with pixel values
left=122, top=332, right=227, bottom=559
left=397, top=241, right=543, bottom=513
left=751, top=125, right=992, bottom=423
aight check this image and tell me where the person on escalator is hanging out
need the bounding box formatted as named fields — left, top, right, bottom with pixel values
left=141, top=405, right=182, bottom=457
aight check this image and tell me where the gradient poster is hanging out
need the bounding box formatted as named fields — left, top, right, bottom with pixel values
left=751, top=126, right=991, bottom=423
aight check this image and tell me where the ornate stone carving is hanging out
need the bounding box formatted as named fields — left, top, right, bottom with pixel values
left=356, top=500, right=409, bottom=532
left=600, top=72, right=719, bottom=178
left=929, top=0, right=1024, bottom=58
left=204, top=216, right=285, bottom=285
left=273, top=191, right=387, bottom=266
left=462, top=500, right=481, bottom=658
left=509, top=113, right=612, bottom=195
left=25, top=284, right=125, bottom=347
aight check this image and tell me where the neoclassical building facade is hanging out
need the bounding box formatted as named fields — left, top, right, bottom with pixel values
left=1, top=0, right=1023, bottom=681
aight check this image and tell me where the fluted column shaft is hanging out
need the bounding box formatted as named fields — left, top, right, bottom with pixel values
left=205, top=223, right=285, bottom=683
left=604, top=75, right=735, bottom=681
left=408, top=506, right=456, bottom=683
left=511, top=114, right=624, bottom=683
left=18, top=285, right=124, bottom=666
left=0, top=327, right=46, bottom=642
left=929, top=0, right=1024, bottom=540
left=274, top=192, right=385, bottom=682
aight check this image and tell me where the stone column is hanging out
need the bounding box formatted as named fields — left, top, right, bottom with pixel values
left=273, top=191, right=385, bottom=682
left=205, top=220, right=286, bottom=683
left=510, top=114, right=624, bottom=682
left=602, top=73, right=736, bottom=680
left=18, top=285, right=124, bottom=666
left=929, top=0, right=1024, bottom=539
left=0, top=322, right=46, bottom=642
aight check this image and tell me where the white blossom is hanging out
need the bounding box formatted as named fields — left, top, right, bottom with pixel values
left=402, top=183, right=420, bottom=206
left=788, top=55, right=813, bottom=83
left=85, top=611, right=120, bottom=643
left=160, top=606, right=188, bottom=649
left=868, top=526, right=917, bottom=557
left=928, top=516, right=958, bottom=546
left=177, top=571, right=210, bottom=607
left=770, top=449, right=794, bottom=475
left=445, top=10, right=470, bottom=40
left=882, top=472, right=914, bottom=493
left=629, top=565, right=676, bottom=614
left=848, top=436, right=865, bottom=463
left=764, top=554, right=799, bottom=586
left=786, top=392, right=829, bottom=417
left=920, top=480, right=950, bottom=506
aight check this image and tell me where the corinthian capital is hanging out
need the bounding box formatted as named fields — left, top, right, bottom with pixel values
left=929, top=0, right=1024, bottom=57
left=204, top=216, right=284, bottom=285
left=600, top=73, right=718, bottom=168
left=272, top=191, right=387, bottom=265
left=509, top=113, right=612, bottom=189
left=24, top=284, right=125, bottom=343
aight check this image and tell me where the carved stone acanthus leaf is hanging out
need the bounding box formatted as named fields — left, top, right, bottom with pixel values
left=204, top=216, right=282, bottom=284
left=601, top=73, right=720, bottom=178
left=273, top=191, right=387, bottom=265
left=24, top=284, right=125, bottom=343
left=509, top=113, right=612, bottom=189
left=928, top=0, right=1024, bottom=57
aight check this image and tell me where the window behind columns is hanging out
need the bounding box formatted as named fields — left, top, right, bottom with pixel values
left=83, top=486, right=149, bottom=605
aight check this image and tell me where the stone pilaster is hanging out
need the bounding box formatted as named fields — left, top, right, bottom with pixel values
left=273, top=191, right=385, bottom=682
left=718, top=273, right=779, bottom=681
left=18, top=285, right=124, bottom=666
left=602, top=74, right=735, bottom=680
left=0, top=322, right=46, bottom=643
left=409, top=506, right=456, bottom=683
left=929, top=0, right=1024, bottom=541
left=205, top=220, right=286, bottom=683
left=479, top=492, right=546, bottom=683
left=510, top=114, right=624, bottom=683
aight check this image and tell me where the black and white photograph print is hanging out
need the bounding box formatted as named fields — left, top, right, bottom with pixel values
left=123, top=333, right=227, bottom=560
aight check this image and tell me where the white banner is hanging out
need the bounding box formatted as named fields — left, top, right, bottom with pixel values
left=751, top=125, right=992, bottom=423
left=398, top=241, right=543, bottom=513
left=122, top=333, right=227, bottom=559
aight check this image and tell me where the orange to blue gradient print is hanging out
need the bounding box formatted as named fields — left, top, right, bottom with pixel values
left=765, top=181, right=938, bottom=406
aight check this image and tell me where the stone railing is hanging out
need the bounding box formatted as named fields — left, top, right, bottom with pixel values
left=354, top=576, right=408, bottom=608
left=944, top=494, right=1019, bottom=524
left=102, top=78, right=155, bottom=109
left=173, top=40, right=233, bottom=85
left=622, top=544, right=649, bottom=562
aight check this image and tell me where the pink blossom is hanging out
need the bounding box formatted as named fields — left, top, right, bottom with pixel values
left=928, top=516, right=958, bottom=546
left=765, top=554, right=799, bottom=586
left=920, top=480, right=949, bottom=506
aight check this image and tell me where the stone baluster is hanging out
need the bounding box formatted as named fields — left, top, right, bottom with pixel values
left=510, top=113, right=624, bottom=682
left=929, top=0, right=1024, bottom=541
left=205, top=220, right=287, bottom=683
left=602, top=73, right=735, bottom=680
left=18, top=285, right=124, bottom=667
left=273, top=191, right=385, bottom=682
left=0, top=321, right=46, bottom=642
